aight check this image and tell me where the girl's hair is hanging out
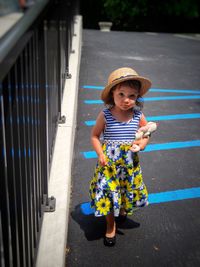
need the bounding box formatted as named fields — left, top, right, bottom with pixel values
left=107, top=80, right=141, bottom=106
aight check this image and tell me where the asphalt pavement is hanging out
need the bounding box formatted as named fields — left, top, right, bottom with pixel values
left=66, top=29, right=200, bottom=267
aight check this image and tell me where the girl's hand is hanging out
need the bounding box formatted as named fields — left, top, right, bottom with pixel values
left=130, top=144, right=141, bottom=152
left=98, top=153, right=108, bottom=166
left=131, top=136, right=149, bottom=152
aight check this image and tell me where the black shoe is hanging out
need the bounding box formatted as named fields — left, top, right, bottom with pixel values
left=104, top=236, right=116, bottom=247
left=115, top=214, right=127, bottom=223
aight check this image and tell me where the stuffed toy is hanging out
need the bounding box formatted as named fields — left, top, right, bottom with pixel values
left=135, top=121, right=157, bottom=140
left=130, top=121, right=157, bottom=152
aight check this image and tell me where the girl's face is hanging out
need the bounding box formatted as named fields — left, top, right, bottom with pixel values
left=112, top=84, right=139, bottom=111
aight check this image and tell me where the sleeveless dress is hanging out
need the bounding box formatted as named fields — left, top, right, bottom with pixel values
left=89, top=108, right=148, bottom=217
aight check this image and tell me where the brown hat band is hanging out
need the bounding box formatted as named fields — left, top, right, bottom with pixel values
left=112, top=74, right=137, bottom=82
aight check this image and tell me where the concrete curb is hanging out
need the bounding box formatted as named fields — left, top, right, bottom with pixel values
left=36, top=15, right=82, bottom=267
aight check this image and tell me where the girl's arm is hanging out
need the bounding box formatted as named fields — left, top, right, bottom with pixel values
left=139, top=113, right=148, bottom=127
left=91, top=111, right=107, bottom=165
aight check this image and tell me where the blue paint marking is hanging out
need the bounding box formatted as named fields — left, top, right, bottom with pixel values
left=83, top=85, right=200, bottom=94
left=148, top=187, right=200, bottom=204
left=82, top=140, right=200, bottom=159
left=80, top=187, right=200, bottom=215
left=84, top=95, right=200, bottom=104
left=145, top=113, right=200, bottom=121
left=82, top=151, right=97, bottom=159
left=84, top=113, right=200, bottom=126
left=84, top=100, right=102, bottom=104
left=83, top=85, right=104, bottom=90
left=143, top=95, right=200, bottom=101
left=81, top=202, right=94, bottom=215
left=150, top=88, right=200, bottom=94
left=85, top=120, right=96, bottom=126
left=144, top=140, right=200, bottom=152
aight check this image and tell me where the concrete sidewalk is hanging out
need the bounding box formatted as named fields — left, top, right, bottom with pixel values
left=36, top=15, right=82, bottom=267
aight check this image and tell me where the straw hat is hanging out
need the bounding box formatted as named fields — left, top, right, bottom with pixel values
left=101, top=67, right=152, bottom=104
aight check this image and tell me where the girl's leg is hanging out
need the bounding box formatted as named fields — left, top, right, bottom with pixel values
left=119, top=207, right=127, bottom=216
left=105, top=212, right=116, bottom=238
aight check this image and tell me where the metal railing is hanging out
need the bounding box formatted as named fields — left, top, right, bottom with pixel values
left=0, top=0, right=79, bottom=266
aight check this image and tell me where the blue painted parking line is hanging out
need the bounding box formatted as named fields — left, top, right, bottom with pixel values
left=144, top=113, right=200, bottom=121
left=84, top=113, right=200, bottom=126
left=84, top=95, right=200, bottom=104
left=150, top=88, right=200, bottom=94
left=84, top=100, right=103, bottom=104
left=85, top=120, right=96, bottom=126
left=148, top=187, right=200, bottom=204
left=80, top=187, right=200, bottom=215
left=144, top=140, right=200, bottom=152
left=81, top=140, right=200, bottom=159
left=83, top=85, right=200, bottom=94
left=83, top=85, right=104, bottom=90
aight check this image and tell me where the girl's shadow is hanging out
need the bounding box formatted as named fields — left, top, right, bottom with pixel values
left=71, top=203, right=140, bottom=241
left=71, top=204, right=106, bottom=241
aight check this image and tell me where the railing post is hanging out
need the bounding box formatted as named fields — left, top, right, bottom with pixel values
left=39, top=20, right=56, bottom=212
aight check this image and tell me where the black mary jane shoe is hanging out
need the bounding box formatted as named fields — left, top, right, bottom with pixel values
left=104, top=236, right=116, bottom=247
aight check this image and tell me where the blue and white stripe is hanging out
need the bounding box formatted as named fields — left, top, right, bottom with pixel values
left=103, top=108, right=141, bottom=143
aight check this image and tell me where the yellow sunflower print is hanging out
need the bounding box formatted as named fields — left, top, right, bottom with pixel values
left=96, top=197, right=111, bottom=215
left=103, top=165, right=116, bottom=178
left=89, top=142, right=148, bottom=217
left=108, top=180, right=119, bottom=191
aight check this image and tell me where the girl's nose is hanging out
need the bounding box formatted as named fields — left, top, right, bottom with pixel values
left=124, top=97, right=130, bottom=103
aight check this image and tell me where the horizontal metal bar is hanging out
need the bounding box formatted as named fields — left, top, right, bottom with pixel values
left=0, top=0, right=50, bottom=64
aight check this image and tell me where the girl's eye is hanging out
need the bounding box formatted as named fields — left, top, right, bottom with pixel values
left=119, top=92, right=124, bottom=97
left=130, top=95, right=137, bottom=100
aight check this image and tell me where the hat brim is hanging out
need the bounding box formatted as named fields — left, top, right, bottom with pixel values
left=101, top=75, right=152, bottom=104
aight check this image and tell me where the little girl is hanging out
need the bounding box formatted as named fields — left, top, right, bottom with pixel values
left=89, top=67, right=152, bottom=246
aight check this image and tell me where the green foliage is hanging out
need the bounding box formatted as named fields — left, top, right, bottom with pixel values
left=101, top=0, right=199, bottom=23
left=163, top=0, right=199, bottom=18
left=81, top=0, right=200, bottom=32
left=101, top=0, right=148, bottom=27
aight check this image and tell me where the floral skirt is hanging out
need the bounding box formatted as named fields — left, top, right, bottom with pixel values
left=89, top=143, right=148, bottom=217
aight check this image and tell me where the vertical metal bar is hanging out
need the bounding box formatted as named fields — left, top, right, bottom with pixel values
left=19, top=50, right=31, bottom=267
left=12, top=65, right=22, bottom=267
left=50, top=20, right=59, bottom=135
left=66, top=17, right=70, bottom=78
left=27, top=39, right=35, bottom=265
left=24, top=45, right=33, bottom=267
left=0, top=210, right=5, bottom=267
left=60, top=21, right=67, bottom=91
left=58, top=20, right=67, bottom=125
left=14, top=59, right=26, bottom=267
left=0, top=86, right=13, bottom=267
left=31, top=32, right=39, bottom=250
left=35, top=28, right=43, bottom=227
left=40, top=20, right=49, bottom=203
left=57, top=20, right=62, bottom=117
left=4, top=72, right=22, bottom=267
left=46, top=21, right=52, bottom=165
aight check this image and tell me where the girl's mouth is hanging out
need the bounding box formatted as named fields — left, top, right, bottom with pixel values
left=122, top=105, right=132, bottom=109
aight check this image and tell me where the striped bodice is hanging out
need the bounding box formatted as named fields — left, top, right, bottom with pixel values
left=103, top=108, right=141, bottom=143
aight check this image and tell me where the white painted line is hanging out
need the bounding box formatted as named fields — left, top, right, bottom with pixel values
left=174, top=34, right=200, bottom=41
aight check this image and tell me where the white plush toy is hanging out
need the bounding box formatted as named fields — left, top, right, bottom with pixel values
left=135, top=121, right=157, bottom=140
left=130, top=121, right=158, bottom=152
